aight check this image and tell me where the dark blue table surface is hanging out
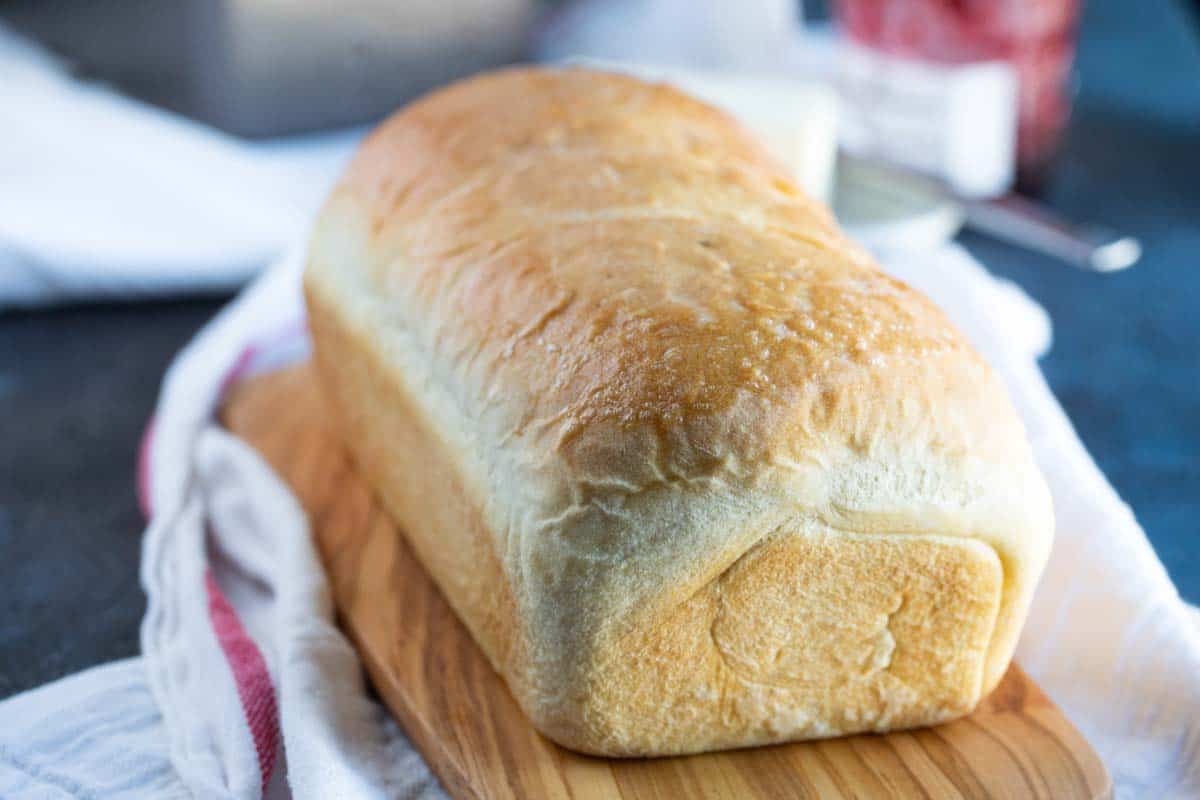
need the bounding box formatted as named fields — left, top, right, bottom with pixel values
left=0, top=0, right=1197, bottom=699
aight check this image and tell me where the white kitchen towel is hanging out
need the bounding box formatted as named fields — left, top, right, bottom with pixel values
left=0, top=659, right=191, bottom=799
left=135, top=257, right=442, bottom=800
left=0, top=22, right=360, bottom=311
left=3, top=241, right=1195, bottom=798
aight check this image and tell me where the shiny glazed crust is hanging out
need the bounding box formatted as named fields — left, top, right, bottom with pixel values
left=304, top=67, right=1053, bottom=756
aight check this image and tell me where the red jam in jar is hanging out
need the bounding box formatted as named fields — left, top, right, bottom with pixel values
left=834, top=0, right=1081, bottom=189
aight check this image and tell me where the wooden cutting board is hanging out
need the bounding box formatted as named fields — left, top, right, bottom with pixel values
left=222, top=364, right=1111, bottom=800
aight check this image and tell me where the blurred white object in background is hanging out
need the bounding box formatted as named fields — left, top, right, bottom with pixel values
left=838, top=39, right=1018, bottom=197
left=573, top=61, right=839, bottom=204
left=536, top=0, right=841, bottom=203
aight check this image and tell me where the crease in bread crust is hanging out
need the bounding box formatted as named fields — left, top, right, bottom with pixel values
left=305, top=66, right=1054, bottom=757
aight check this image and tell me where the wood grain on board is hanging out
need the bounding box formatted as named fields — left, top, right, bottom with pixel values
left=222, top=364, right=1111, bottom=800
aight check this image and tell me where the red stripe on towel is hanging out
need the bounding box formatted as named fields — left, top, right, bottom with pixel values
left=205, top=569, right=280, bottom=795
left=139, top=322, right=306, bottom=793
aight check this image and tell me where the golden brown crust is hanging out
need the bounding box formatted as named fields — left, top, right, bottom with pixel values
left=304, top=66, right=1053, bottom=756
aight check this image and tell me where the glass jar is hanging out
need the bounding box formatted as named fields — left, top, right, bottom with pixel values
left=834, top=0, right=1081, bottom=191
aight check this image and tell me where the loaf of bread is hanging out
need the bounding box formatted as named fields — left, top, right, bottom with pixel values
left=304, top=67, right=1053, bottom=757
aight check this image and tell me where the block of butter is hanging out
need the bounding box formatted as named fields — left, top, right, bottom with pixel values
left=565, top=60, right=839, bottom=204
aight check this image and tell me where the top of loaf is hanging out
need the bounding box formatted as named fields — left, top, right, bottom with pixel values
left=328, top=67, right=1026, bottom=506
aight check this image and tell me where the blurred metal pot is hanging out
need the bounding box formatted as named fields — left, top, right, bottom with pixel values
left=2, top=0, right=538, bottom=136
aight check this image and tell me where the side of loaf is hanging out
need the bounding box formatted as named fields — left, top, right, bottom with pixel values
left=304, top=67, right=1053, bottom=757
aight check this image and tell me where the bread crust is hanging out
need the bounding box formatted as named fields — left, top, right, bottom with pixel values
left=305, top=66, right=1053, bottom=756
